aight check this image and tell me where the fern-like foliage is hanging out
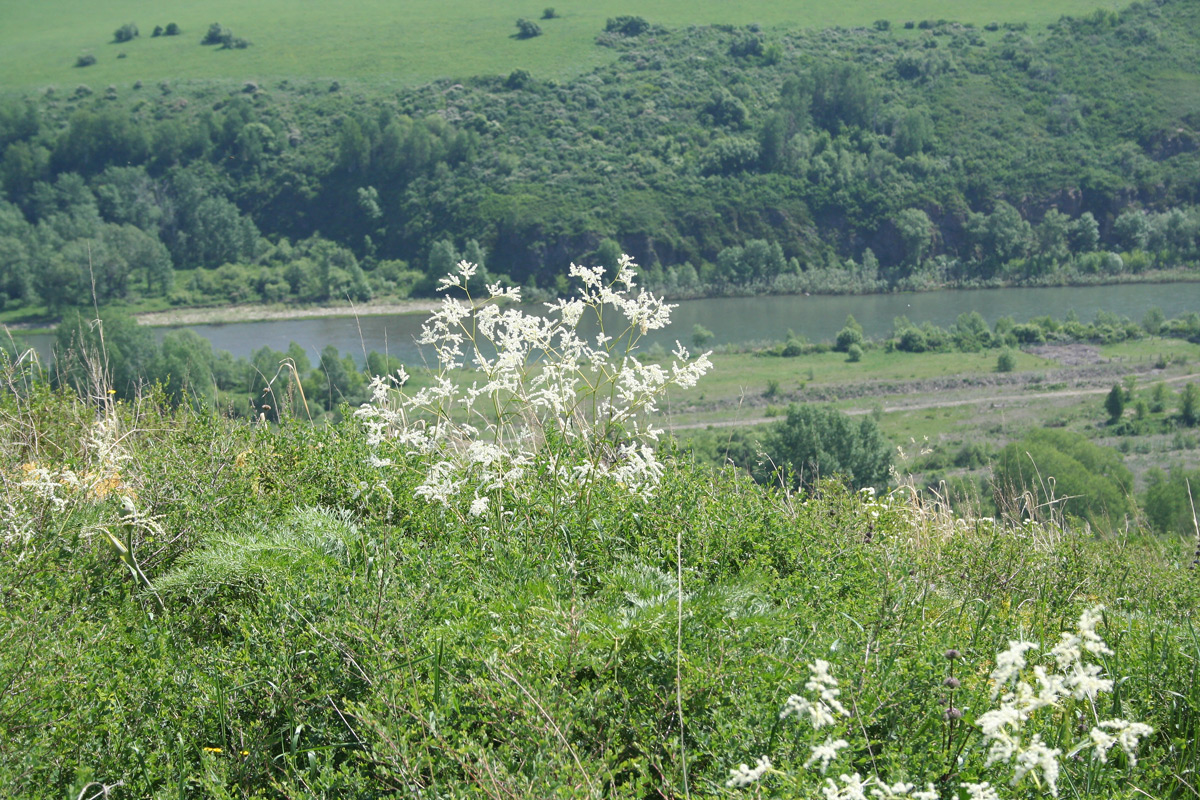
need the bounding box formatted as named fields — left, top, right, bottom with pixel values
left=155, top=505, right=359, bottom=603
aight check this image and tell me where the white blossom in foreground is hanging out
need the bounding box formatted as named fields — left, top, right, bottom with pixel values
left=1087, top=719, right=1154, bottom=766
left=975, top=605, right=1151, bottom=798
left=356, top=256, right=712, bottom=516
left=767, top=608, right=1151, bottom=800
left=726, top=756, right=772, bottom=788
left=781, top=660, right=850, bottom=729
left=805, top=738, right=850, bottom=774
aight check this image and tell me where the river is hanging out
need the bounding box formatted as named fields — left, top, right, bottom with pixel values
left=17, top=282, right=1200, bottom=365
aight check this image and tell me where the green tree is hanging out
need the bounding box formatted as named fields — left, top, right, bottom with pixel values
left=895, top=208, right=934, bottom=268
left=996, top=349, right=1017, bottom=373
left=993, top=429, right=1134, bottom=528
left=1143, top=468, right=1200, bottom=536
left=53, top=308, right=158, bottom=400
left=515, top=18, right=543, bottom=39
left=1104, top=383, right=1125, bottom=424
left=151, top=329, right=216, bottom=408
left=763, top=403, right=892, bottom=490
left=1181, top=383, right=1199, bottom=427
left=834, top=314, right=864, bottom=352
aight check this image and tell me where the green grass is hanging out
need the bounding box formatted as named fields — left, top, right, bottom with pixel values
left=1, top=0, right=1121, bottom=92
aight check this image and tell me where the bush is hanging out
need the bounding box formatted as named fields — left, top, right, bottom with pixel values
left=873, top=19, right=891, bottom=31
left=763, top=403, right=892, bottom=490
left=993, top=429, right=1133, bottom=527
left=202, top=22, right=232, bottom=45
left=605, top=15, right=650, bottom=36
left=113, top=23, right=139, bottom=43
left=541, top=7, right=558, bottom=19
left=75, top=54, right=97, bottom=68
left=152, top=25, right=163, bottom=37
left=996, top=349, right=1017, bottom=372
left=515, top=18, right=543, bottom=39
left=846, top=343, right=863, bottom=363
left=164, top=22, right=180, bottom=36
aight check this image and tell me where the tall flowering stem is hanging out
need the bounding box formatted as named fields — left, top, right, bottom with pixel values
left=356, top=256, right=712, bottom=529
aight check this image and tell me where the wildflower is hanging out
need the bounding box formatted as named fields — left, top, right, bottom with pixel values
left=469, top=495, right=489, bottom=517
left=805, top=737, right=850, bottom=774
left=962, top=782, right=1001, bottom=800
left=1011, top=734, right=1061, bottom=796
left=781, top=660, right=849, bottom=729
left=989, top=640, right=1038, bottom=697
left=357, top=257, right=712, bottom=518
left=1088, top=719, right=1153, bottom=766
left=822, top=772, right=871, bottom=800
left=726, top=755, right=771, bottom=788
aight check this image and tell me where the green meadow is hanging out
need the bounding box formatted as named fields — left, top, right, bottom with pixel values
left=1, top=0, right=1120, bottom=91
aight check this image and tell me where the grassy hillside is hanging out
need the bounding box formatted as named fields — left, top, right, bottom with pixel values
left=2, top=344, right=1197, bottom=798
left=1, top=0, right=1119, bottom=92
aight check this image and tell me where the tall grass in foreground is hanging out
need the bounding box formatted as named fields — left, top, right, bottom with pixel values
left=0, top=263, right=1195, bottom=798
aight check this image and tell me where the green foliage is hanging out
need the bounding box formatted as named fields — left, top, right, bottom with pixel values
left=515, top=18, right=542, bottom=39
left=846, top=342, right=863, bottom=362
left=1105, top=382, right=1126, bottom=424
left=834, top=314, right=864, bottom=352
left=993, top=429, right=1134, bottom=527
left=763, top=403, right=892, bottom=490
left=1181, top=383, right=1200, bottom=427
left=112, top=22, right=138, bottom=43
left=604, top=16, right=650, bottom=37
left=1143, top=467, right=1200, bottom=537
left=0, top=372, right=1195, bottom=799
left=996, top=349, right=1017, bottom=372
left=74, top=53, right=96, bottom=68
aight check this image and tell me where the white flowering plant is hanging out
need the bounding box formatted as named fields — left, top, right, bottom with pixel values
left=726, top=607, right=1152, bottom=799
left=356, top=256, right=712, bottom=531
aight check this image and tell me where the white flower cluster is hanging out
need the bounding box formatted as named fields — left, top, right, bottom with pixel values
left=356, top=257, right=712, bottom=514
left=975, top=606, right=1151, bottom=797
left=780, top=659, right=850, bottom=730
left=819, top=773, right=938, bottom=799
left=745, top=611, right=1153, bottom=798
left=726, top=756, right=772, bottom=788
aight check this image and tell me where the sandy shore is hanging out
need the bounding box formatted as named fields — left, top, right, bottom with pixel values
left=134, top=299, right=440, bottom=327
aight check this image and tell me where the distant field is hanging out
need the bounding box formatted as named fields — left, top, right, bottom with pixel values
left=0, top=0, right=1120, bottom=92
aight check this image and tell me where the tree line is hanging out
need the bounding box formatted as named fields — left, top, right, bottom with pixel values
left=3, top=0, right=1200, bottom=316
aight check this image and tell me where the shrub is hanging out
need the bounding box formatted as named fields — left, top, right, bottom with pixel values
left=763, top=403, right=892, bottom=490
left=515, top=18, right=543, bottom=39
left=113, top=23, right=139, bottom=43
left=846, top=343, right=863, bottom=362
left=152, top=25, right=163, bottom=37
left=75, top=54, right=97, bottom=68
left=873, top=19, right=891, bottom=31
left=993, top=429, right=1134, bottom=527
left=202, top=22, right=231, bottom=45
left=541, top=7, right=558, bottom=19
left=691, top=324, right=714, bottom=348
left=996, top=349, right=1017, bottom=372
left=729, top=34, right=764, bottom=59
left=605, top=15, right=650, bottom=36
left=505, top=69, right=531, bottom=89
left=164, top=22, right=180, bottom=36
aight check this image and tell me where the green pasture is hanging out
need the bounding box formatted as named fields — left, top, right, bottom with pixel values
left=670, top=347, right=1053, bottom=405
left=1, top=0, right=1120, bottom=92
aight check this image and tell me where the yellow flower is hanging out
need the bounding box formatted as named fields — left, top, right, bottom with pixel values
left=202, top=747, right=222, bottom=754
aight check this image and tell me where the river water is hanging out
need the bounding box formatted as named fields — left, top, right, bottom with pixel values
left=17, top=282, right=1200, bottom=365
